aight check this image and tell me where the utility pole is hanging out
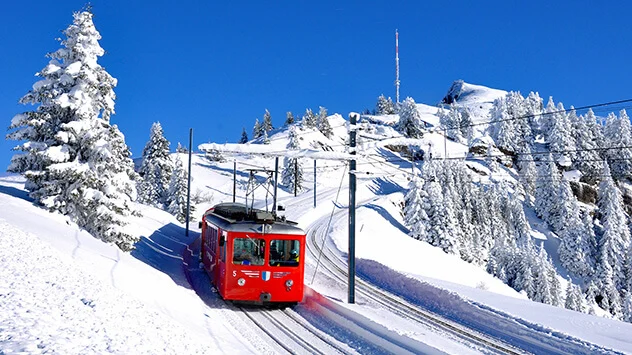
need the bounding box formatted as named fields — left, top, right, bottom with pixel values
left=294, top=159, right=298, bottom=197
left=313, top=159, right=316, bottom=208
left=185, top=128, right=193, bottom=236
left=273, top=157, right=279, bottom=213
left=233, top=161, right=236, bottom=203
left=395, top=29, right=400, bottom=104
left=348, top=112, right=358, bottom=304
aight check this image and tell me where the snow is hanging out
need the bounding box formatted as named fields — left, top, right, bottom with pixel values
left=4, top=82, right=632, bottom=354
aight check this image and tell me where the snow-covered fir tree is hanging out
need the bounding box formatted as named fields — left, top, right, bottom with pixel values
left=523, top=91, right=543, bottom=142
left=534, top=154, right=562, bottom=229
left=573, top=109, right=603, bottom=183
left=376, top=94, right=395, bottom=115
left=285, top=111, right=294, bottom=126
left=239, top=127, right=248, bottom=144
left=176, top=142, right=188, bottom=153
left=282, top=125, right=303, bottom=192
left=557, top=178, right=593, bottom=277
left=302, top=108, right=316, bottom=129
left=623, top=291, right=632, bottom=323
left=517, top=145, right=537, bottom=203
left=138, top=122, right=172, bottom=208
left=438, top=104, right=466, bottom=142
left=166, top=155, right=193, bottom=223
left=548, top=102, right=575, bottom=165
left=262, top=109, right=273, bottom=132
left=491, top=92, right=527, bottom=154
left=541, top=97, right=557, bottom=143
left=252, top=118, right=263, bottom=139
left=403, top=173, right=429, bottom=241
left=565, top=281, right=585, bottom=313
left=397, top=97, right=424, bottom=138
left=595, top=164, right=630, bottom=291
left=262, top=130, right=270, bottom=145
left=317, top=106, right=333, bottom=138
left=604, top=110, right=632, bottom=180
left=6, top=10, right=138, bottom=251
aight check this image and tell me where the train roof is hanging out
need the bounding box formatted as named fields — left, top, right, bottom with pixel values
left=204, top=203, right=305, bottom=235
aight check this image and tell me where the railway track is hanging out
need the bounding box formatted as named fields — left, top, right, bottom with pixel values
left=305, top=211, right=526, bottom=355
left=236, top=305, right=355, bottom=355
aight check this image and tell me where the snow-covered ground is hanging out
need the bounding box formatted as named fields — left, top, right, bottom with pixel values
left=3, top=82, right=632, bottom=354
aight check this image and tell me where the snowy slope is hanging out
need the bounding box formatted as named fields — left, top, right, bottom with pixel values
left=3, top=82, right=632, bottom=354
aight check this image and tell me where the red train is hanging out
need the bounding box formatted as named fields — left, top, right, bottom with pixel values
left=199, top=203, right=306, bottom=306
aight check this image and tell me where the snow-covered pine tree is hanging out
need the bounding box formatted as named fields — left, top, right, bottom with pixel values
left=548, top=102, right=574, bottom=166
left=6, top=10, right=138, bottom=251
left=557, top=178, right=592, bottom=277
left=263, top=130, right=270, bottom=145
left=317, top=106, right=333, bottom=138
left=302, top=108, right=317, bottom=129
left=262, top=109, right=273, bottom=133
left=594, top=246, right=623, bottom=318
left=596, top=163, right=630, bottom=290
left=166, top=155, right=193, bottom=223
left=138, top=122, right=172, bottom=208
left=517, top=145, right=537, bottom=203
left=604, top=110, right=632, bottom=180
left=585, top=109, right=605, bottom=159
left=534, top=154, right=561, bottom=229
left=532, top=247, right=553, bottom=305
left=285, top=111, right=294, bottom=126
left=282, top=125, right=303, bottom=192
left=421, top=178, right=458, bottom=254
left=239, top=127, right=248, bottom=144
left=438, top=104, right=463, bottom=142
left=541, top=97, right=557, bottom=143
left=623, top=291, right=632, bottom=323
left=376, top=94, right=396, bottom=115
left=573, top=109, right=603, bottom=183
left=403, top=173, right=429, bottom=241
left=397, top=97, right=424, bottom=138
left=523, top=91, right=543, bottom=143
left=253, top=118, right=263, bottom=139
left=491, top=93, right=523, bottom=154
left=513, top=252, right=535, bottom=298
left=565, top=281, right=585, bottom=313
left=176, top=142, right=188, bottom=153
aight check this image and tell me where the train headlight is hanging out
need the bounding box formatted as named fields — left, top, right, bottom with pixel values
left=238, top=278, right=246, bottom=286
left=285, top=279, right=294, bottom=288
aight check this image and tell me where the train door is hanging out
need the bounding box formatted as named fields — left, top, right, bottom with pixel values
left=216, top=230, right=228, bottom=295
left=202, top=223, right=219, bottom=281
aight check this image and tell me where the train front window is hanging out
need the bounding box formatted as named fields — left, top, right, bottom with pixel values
left=269, top=239, right=300, bottom=267
left=233, top=237, right=265, bottom=266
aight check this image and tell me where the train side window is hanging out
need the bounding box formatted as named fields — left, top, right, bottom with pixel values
left=269, top=239, right=300, bottom=267
left=233, top=237, right=265, bottom=266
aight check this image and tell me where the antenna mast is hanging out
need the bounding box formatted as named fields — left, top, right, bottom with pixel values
left=395, top=29, right=400, bottom=103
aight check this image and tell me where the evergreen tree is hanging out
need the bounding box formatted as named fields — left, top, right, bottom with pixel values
left=6, top=10, right=138, bottom=251
left=565, top=281, right=585, bottom=313
left=573, top=109, right=603, bottom=183
left=302, top=108, right=316, bottom=128
left=491, top=92, right=525, bottom=154
left=541, top=97, right=557, bottom=143
left=438, top=104, right=464, bottom=142
left=138, top=122, right=172, bottom=208
left=317, top=106, right=333, bottom=138
left=282, top=126, right=303, bottom=192
left=534, top=154, right=561, bottom=228
left=548, top=102, right=574, bottom=165
left=533, top=247, right=553, bottom=305
left=176, top=142, right=188, bottom=153
left=403, top=173, right=429, bottom=241
left=397, top=97, right=424, bottom=138
left=253, top=118, right=263, bottom=139
left=557, top=178, right=592, bottom=277
left=239, top=127, right=248, bottom=144
left=604, top=109, right=632, bottom=180
left=623, top=291, right=632, bottom=323
left=285, top=111, right=294, bottom=126
left=517, top=145, right=537, bottom=203
left=376, top=94, right=395, bottom=114
left=166, top=155, right=194, bottom=223
left=596, top=164, right=630, bottom=290
left=523, top=91, right=544, bottom=139
left=421, top=179, right=459, bottom=254
left=262, top=109, right=273, bottom=132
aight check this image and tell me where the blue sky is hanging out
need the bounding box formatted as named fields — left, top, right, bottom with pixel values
left=1, top=1, right=631, bottom=168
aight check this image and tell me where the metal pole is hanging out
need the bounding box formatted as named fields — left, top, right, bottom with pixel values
left=348, top=113, right=357, bottom=304
left=185, top=128, right=193, bottom=236
left=294, top=159, right=298, bottom=197
left=313, top=159, right=316, bottom=208
left=444, top=127, right=447, bottom=160
left=233, top=161, right=236, bottom=203
left=273, top=157, right=279, bottom=213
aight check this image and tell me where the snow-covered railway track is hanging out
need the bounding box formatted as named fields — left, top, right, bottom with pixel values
left=306, top=216, right=525, bottom=355
left=237, top=306, right=353, bottom=355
